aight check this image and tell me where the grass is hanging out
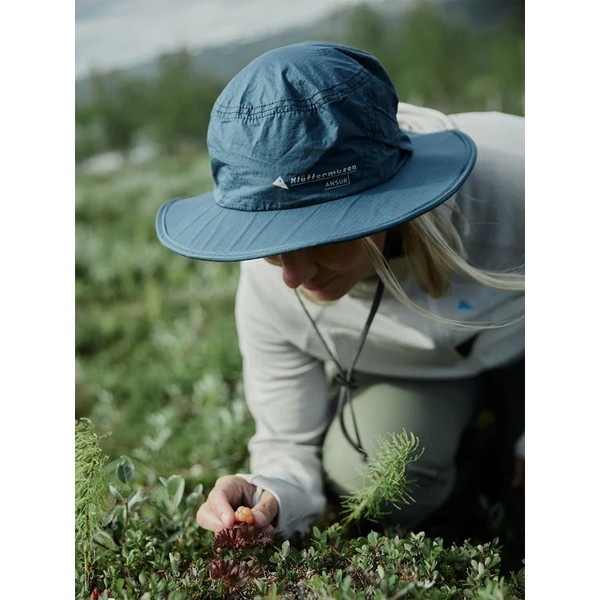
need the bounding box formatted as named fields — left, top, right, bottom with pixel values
left=76, top=152, right=249, bottom=483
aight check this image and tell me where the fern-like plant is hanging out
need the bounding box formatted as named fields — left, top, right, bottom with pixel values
left=75, top=418, right=109, bottom=586
left=340, top=430, right=423, bottom=526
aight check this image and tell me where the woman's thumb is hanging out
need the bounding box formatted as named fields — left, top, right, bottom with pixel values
left=252, top=490, right=278, bottom=528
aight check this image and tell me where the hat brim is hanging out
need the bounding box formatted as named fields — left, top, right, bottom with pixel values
left=156, top=130, right=476, bottom=262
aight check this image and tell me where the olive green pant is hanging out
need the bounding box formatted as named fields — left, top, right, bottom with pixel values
left=322, top=372, right=481, bottom=529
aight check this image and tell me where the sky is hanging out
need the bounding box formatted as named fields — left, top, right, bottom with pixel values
left=75, top=0, right=387, bottom=79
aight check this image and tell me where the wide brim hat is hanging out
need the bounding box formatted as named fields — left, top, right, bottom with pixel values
left=156, top=42, right=477, bottom=262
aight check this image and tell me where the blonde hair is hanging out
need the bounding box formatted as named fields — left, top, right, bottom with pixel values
left=363, top=204, right=524, bottom=330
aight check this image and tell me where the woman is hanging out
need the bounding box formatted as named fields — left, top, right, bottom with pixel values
left=155, top=41, right=524, bottom=539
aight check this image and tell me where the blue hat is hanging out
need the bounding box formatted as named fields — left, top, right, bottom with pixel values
left=156, top=42, right=476, bottom=262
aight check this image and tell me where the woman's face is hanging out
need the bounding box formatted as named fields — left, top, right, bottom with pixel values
left=264, top=233, right=386, bottom=302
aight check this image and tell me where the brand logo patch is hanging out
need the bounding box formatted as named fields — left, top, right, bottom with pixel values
left=272, top=176, right=289, bottom=190
left=272, top=164, right=358, bottom=192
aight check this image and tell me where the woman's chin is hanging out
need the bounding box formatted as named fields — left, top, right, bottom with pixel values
left=299, top=286, right=345, bottom=304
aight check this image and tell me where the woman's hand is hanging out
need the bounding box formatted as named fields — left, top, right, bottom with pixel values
left=196, top=474, right=279, bottom=531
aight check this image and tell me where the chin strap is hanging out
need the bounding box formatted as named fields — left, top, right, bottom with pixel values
left=294, top=232, right=394, bottom=462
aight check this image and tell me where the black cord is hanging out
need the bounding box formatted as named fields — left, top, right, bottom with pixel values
left=337, top=274, right=386, bottom=461
left=295, top=231, right=395, bottom=462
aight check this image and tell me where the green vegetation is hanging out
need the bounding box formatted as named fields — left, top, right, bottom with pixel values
left=76, top=51, right=223, bottom=161
left=343, top=0, right=524, bottom=116
left=75, top=422, right=524, bottom=598
left=75, top=1, right=525, bottom=596
left=75, top=419, right=110, bottom=583
left=340, top=432, right=424, bottom=526
left=76, top=154, right=251, bottom=483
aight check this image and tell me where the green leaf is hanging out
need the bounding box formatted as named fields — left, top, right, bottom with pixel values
left=93, top=529, right=118, bottom=551
left=127, top=487, right=147, bottom=511
left=169, top=552, right=180, bottom=574
left=367, top=531, right=379, bottom=545
left=185, top=482, right=204, bottom=502
left=108, top=483, right=124, bottom=502
left=116, top=455, right=135, bottom=484
left=164, top=474, right=185, bottom=510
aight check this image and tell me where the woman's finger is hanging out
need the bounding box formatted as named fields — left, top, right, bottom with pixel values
left=251, top=490, right=279, bottom=528
left=196, top=501, right=227, bottom=532
left=207, top=486, right=237, bottom=529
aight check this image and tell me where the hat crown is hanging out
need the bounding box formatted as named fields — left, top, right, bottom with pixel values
left=212, top=42, right=392, bottom=115
left=207, top=42, right=412, bottom=211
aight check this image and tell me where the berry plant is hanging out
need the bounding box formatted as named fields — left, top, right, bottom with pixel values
left=75, top=419, right=524, bottom=599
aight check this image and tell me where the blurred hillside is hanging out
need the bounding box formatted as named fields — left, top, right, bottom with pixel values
left=75, top=0, right=524, bottom=165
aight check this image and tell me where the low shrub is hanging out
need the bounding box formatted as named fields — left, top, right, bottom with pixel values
left=75, top=420, right=524, bottom=599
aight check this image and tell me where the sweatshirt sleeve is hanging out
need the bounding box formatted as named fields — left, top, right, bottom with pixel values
left=234, top=260, right=331, bottom=538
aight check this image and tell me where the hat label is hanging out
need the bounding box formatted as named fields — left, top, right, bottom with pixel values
left=289, top=164, right=357, bottom=187
left=324, top=174, right=351, bottom=189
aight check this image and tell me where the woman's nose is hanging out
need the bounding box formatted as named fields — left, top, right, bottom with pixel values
left=279, top=251, right=318, bottom=289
